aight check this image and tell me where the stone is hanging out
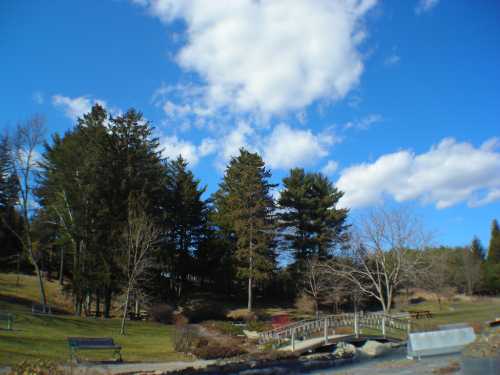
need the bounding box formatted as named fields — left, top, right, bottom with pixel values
left=333, top=342, right=357, bottom=357
left=359, top=340, right=391, bottom=357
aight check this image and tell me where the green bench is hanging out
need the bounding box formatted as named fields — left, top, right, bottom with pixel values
left=0, top=312, right=14, bottom=330
left=67, top=337, right=122, bottom=363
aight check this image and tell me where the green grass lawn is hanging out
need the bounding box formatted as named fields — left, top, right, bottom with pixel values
left=395, top=298, right=500, bottom=332
left=1, top=272, right=500, bottom=366
left=0, top=273, right=187, bottom=366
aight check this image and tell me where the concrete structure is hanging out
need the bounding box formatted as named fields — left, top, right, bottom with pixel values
left=407, top=327, right=476, bottom=359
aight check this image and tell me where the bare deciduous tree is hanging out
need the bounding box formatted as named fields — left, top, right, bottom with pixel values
left=462, top=246, right=482, bottom=296
left=120, top=205, right=158, bottom=335
left=324, top=207, right=431, bottom=313
left=419, top=250, right=452, bottom=310
left=11, top=116, right=48, bottom=305
left=301, top=257, right=328, bottom=318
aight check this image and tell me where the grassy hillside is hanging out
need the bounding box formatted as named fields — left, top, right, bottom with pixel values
left=1, top=273, right=500, bottom=367
left=395, top=297, right=500, bottom=332
left=0, top=273, right=186, bottom=366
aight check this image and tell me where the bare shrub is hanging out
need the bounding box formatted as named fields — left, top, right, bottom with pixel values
left=193, top=343, right=245, bottom=359
left=185, top=301, right=228, bottom=323
left=149, top=303, right=174, bottom=324
left=174, top=325, right=203, bottom=353
left=294, top=293, right=315, bottom=314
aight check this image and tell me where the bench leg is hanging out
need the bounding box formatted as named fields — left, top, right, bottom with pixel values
left=115, top=349, right=122, bottom=362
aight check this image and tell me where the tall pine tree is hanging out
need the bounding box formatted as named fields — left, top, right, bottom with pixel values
left=213, top=149, right=276, bottom=311
left=488, top=219, right=500, bottom=263
left=0, top=134, right=22, bottom=272
left=278, top=168, right=348, bottom=265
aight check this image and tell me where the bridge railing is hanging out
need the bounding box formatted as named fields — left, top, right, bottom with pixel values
left=258, top=312, right=412, bottom=344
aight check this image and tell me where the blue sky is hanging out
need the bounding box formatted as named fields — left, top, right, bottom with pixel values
left=1, top=0, right=499, bottom=247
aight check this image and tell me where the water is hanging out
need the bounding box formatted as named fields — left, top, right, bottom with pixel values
left=307, top=348, right=463, bottom=375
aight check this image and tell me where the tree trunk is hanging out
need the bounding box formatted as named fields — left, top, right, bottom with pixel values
left=33, top=260, right=48, bottom=306
left=58, top=247, right=64, bottom=286
left=95, top=292, right=100, bottom=318
left=120, top=287, right=131, bottom=335
left=135, top=296, right=140, bottom=315
left=247, top=275, right=253, bottom=312
left=104, top=288, right=112, bottom=318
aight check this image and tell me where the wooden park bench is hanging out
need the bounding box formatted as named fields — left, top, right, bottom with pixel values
left=407, top=310, right=432, bottom=319
left=0, top=312, right=14, bottom=330
left=32, top=303, right=52, bottom=315
left=67, top=337, right=122, bottom=363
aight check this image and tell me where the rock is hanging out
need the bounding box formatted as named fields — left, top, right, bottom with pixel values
left=359, top=340, right=392, bottom=357
left=333, top=342, right=357, bottom=358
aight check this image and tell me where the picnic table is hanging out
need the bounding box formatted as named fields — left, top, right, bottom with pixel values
left=407, top=310, right=432, bottom=319
left=32, top=303, right=52, bottom=315
left=128, top=311, right=150, bottom=321
left=0, top=312, right=14, bottom=330
left=67, top=337, right=122, bottom=363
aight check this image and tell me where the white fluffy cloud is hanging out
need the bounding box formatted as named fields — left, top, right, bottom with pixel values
left=137, top=0, right=377, bottom=115
left=263, top=124, right=336, bottom=169
left=160, top=135, right=216, bottom=166
left=415, top=0, right=439, bottom=15
left=337, top=138, right=500, bottom=209
left=52, top=95, right=107, bottom=120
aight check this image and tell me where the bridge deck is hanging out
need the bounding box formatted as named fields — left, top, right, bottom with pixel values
left=279, top=334, right=350, bottom=353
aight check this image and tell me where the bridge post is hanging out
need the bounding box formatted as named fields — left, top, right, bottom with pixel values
left=382, top=316, right=386, bottom=337
left=292, top=328, right=295, bottom=351
left=354, top=312, right=359, bottom=338
left=324, top=317, right=328, bottom=344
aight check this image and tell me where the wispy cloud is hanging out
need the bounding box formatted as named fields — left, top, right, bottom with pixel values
left=32, top=91, right=44, bottom=104
left=343, top=114, right=383, bottom=131
left=415, top=0, right=440, bottom=15
left=384, top=54, right=401, bottom=66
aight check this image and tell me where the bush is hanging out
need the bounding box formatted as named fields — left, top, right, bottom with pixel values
left=203, top=320, right=244, bottom=336
left=185, top=301, right=228, bottom=323
left=246, top=319, right=272, bottom=332
left=294, top=293, right=315, bottom=314
left=9, top=361, right=67, bottom=375
left=193, top=343, right=245, bottom=359
left=149, top=303, right=175, bottom=324
left=173, top=312, right=189, bottom=326
left=174, top=325, right=205, bottom=353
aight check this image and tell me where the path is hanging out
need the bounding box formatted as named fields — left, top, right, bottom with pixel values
left=73, top=360, right=216, bottom=375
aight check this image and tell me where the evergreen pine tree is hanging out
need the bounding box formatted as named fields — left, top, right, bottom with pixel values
left=488, top=219, right=500, bottom=263
left=278, top=168, right=348, bottom=264
left=0, top=134, right=22, bottom=272
left=471, top=236, right=485, bottom=260
left=213, top=149, right=276, bottom=311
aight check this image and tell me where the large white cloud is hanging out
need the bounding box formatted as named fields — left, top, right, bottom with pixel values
left=337, top=138, right=500, bottom=209
left=137, top=0, right=377, bottom=115
left=263, top=123, right=336, bottom=169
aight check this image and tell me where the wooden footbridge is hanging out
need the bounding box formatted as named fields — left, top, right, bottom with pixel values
left=259, top=312, right=412, bottom=353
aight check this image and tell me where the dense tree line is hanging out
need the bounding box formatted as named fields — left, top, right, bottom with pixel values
left=1, top=105, right=499, bottom=319
left=0, top=105, right=350, bottom=316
